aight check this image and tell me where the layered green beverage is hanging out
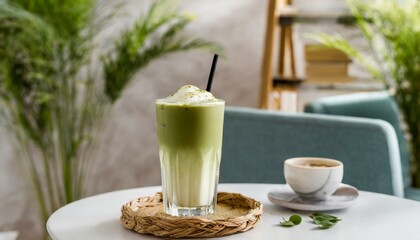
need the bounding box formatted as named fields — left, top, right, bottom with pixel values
left=156, top=85, right=224, bottom=216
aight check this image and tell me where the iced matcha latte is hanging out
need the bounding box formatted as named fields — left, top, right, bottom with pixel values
left=156, top=85, right=224, bottom=216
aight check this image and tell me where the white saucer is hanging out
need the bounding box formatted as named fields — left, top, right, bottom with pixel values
left=267, top=184, right=359, bottom=211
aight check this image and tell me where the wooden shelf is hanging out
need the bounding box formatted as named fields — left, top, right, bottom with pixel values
left=273, top=76, right=304, bottom=87
left=259, top=0, right=355, bottom=111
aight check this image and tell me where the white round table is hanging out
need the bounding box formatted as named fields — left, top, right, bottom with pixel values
left=47, top=184, right=420, bottom=240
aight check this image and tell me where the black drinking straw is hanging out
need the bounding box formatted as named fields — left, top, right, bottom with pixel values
left=206, top=54, right=219, bottom=92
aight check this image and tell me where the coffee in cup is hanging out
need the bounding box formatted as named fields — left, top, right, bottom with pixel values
left=284, top=157, right=343, bottom=200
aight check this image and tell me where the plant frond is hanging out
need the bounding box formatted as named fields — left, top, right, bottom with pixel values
left=103, top=0, right=223, bottom=102
left=12, top=0, right=95, bottom=39
left=316, top=0, right=420, bottom=186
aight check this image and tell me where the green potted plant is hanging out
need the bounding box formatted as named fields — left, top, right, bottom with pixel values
left=0, top=0, right=221, bottom=238
left=311, top=0, right=420, bottom=186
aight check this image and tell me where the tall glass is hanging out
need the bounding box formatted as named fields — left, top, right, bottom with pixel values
left=155, top=100, right=225, bottom=216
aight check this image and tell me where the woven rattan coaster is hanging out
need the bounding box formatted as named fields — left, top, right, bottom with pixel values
left=121, top=192, right=263, bottom=238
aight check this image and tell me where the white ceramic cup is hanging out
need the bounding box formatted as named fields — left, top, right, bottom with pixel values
left=284, top=157, right=343, bottom=200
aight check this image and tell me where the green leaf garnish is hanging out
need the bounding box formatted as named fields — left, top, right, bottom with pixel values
left=280, top=220, right=295, bottom=227
left=280, top=213, right=341, bottom=229
left=309, top=213, right=341, bottom=229
left=289, top=214, right=302, bottom=225
left=316, top=220, right=336, bottom=229
left=280, top=215, right=302, bottom=227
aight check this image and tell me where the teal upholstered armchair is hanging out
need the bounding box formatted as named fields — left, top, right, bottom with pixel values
left=304, top=91, right=420, bottom=200
left=221, top=106, right=404, bottom=197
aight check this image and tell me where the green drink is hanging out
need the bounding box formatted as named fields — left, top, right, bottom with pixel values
left=156, top=85, right=224, bottom=216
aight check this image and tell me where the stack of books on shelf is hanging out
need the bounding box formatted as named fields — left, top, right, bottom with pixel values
left=305, top=44, right=353, bottom=83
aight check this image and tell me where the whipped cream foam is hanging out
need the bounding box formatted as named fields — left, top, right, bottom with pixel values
left=158, top=85, right=222, bottom=105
